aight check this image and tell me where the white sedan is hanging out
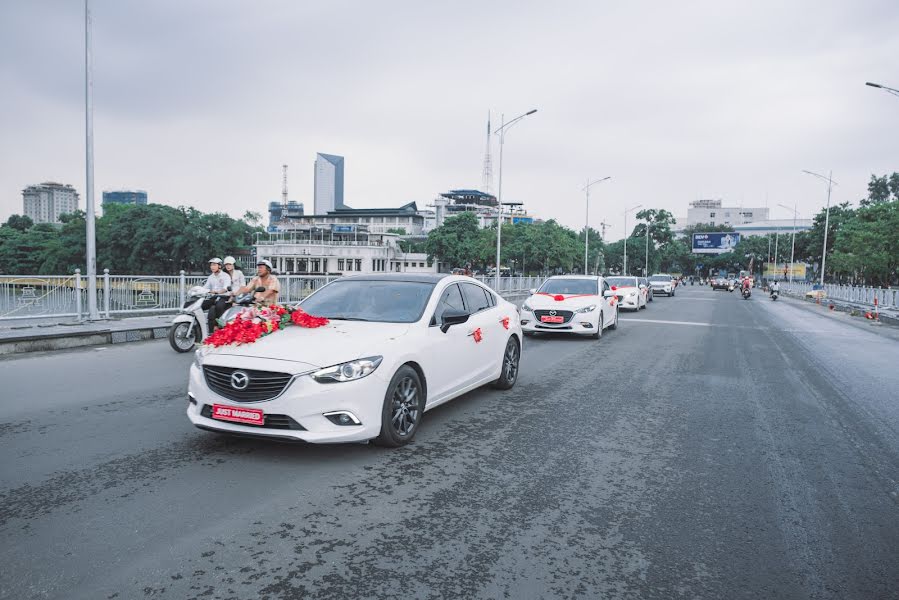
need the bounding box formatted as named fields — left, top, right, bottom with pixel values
left=604, top=276, right=648, bottom=311
left=187, top=274, right=522, bottom=447
left=519, top=275, right=619, bottom=339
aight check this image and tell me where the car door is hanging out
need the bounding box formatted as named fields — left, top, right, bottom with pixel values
left=601, top=279, right=616, bottom=328
left=423, top=282, right=481, bottom=404
left=459, top=282, right=502, bottom=384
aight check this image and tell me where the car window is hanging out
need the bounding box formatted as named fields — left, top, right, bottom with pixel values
left=433, top=283, right=465, bottom=324
left=300, top=280, right=434, bottom=323
left=538, top=279, right=598, bottom=295
left=602, top=280, right=610, bottom=293
left=460, top=283, right=491, bottom=314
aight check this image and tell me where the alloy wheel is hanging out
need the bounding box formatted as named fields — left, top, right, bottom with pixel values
left=503, top=339, right=519, bottom=383
left=390, top=376, right=421, bottom=437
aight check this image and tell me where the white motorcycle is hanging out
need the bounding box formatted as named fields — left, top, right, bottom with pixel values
left=169, top=286, right=266, bottom=352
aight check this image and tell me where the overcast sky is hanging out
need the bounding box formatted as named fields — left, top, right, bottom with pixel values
left=1, top=0, right=897, bottom=240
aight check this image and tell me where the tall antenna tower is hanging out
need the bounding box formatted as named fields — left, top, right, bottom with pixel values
left=599, top=220, right=610, bottom=241
left=281, top=164, right=288, bottom=204
left=481, top=111, right=493, bottom=193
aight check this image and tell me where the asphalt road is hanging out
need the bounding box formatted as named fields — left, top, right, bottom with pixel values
left=1, top=286, right=898, bottom=600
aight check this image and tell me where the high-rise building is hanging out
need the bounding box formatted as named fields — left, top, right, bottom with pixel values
left=313, top=153, right=345, bottom=214
left=22, top=182, right=80, bottom=224
left=102, top=190, right=148, bottom=206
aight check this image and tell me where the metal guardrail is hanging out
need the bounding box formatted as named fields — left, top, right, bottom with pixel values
left=0, top=272, right=543, bottom=322
left=783, top=281, right=898, bottom=309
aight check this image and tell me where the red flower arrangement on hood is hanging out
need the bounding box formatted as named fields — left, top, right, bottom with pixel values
left=203, top=304, right=329, bottom=347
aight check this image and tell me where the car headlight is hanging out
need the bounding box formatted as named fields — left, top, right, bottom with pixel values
left=574, top=304, right=597, bottom=313
left=521, top=302, right=534, bottom=313
left=312, top=356, right=383, bottom=383
left=193, top=348, right=205, bottom=368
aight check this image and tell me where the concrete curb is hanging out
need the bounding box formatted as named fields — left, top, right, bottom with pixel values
left=0, top=324, right=171, bottom=356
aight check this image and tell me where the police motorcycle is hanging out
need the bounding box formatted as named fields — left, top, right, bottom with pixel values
left=168, top=285, right=265, bottom=352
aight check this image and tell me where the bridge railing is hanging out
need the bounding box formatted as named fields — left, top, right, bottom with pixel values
left=0, top=272, right=545, bottom=322
left=783, top=281, right=898, bottom=309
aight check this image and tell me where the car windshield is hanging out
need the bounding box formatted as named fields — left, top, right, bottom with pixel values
left=649, top=275, right=671, bottom=282
left=605, top=277, right=638, bottom=287
left=300, top=280, right=435, bottom=323
left=538, top=279, right=598, bottom=295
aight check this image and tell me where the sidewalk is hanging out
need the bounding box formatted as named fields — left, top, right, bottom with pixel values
left=0, top=315, right=173, bottom=356
left=777, top=292, right=899, bottom=342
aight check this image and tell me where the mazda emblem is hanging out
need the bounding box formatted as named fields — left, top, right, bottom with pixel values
left=549, top=310, right=557, bottom=316
left=230, top=371, right=250, bottom=390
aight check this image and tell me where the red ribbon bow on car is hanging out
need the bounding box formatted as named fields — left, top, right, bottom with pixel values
left=500, top=316, right=510, bottom=330
left=469, top=328, right=483, bottom=343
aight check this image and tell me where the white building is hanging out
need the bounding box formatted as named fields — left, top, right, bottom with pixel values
left=22, top=182, right=79, bottom=224
left=685, top=199, right=769, bottom=228
left=255, top=225, right=437, bottom=276
left=733, top=219, right=813, bottom=237
left=313, top=153, right=345, bottom=214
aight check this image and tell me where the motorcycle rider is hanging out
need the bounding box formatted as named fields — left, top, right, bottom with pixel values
left=223, top=256, right=246, bottom=295
left=237, top=259, right=280, bottom=306
left=741, top=276, right=752, bottom=296
left=201, top=258, right=231, bottom=332
left=769, top=279, right=780, bottom=296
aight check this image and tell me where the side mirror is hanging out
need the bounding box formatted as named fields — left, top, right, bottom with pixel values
left=639, top=284, right=646, bottom=289
left=255, top=286, right=266, bottom=293
left=440, top=309, right=469, bottom=333
left=529, top=288, right=537, bottom=295
left=603, top=290, right=615, bottom=298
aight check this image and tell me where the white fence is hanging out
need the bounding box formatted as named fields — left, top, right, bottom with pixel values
left=785, top=281, right=899, bottom=309
left=0, top=272, right=545, bottom=322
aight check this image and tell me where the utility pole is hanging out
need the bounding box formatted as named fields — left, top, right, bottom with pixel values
left=282, top=165, right=288, bottom=204
left=84, top=0, right=100, bottom=320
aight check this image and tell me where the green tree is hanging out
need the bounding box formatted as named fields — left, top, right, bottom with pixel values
left=3, top=214, right=35, bottom=231
left=425, top=212, right=482, bottom=270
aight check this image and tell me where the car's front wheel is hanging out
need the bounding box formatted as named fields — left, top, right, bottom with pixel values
left=608, top=307, right=618, bottom=330
left=491, top=337, right=520, bottom=389
left=373, top=366, right=423, bottom=447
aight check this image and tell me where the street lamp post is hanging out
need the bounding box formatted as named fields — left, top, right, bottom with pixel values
left=778, top=203, right=799, bottom=285
left=622, top=204, right=642, bottom=276
left=802, top=170, right=837, bottom=288
left=582, top=176, right=611, bottom=274
left=865, top=81, right=899, bottom=98
left=84, top=0, right=100, bottom=320
left=644, top=218, right=651, bottom=276
left=494, top=109, right=537, bottom=291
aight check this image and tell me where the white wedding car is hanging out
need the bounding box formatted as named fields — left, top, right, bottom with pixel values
left=519, top=275, right=620, bottom=338
left=187, top=274, right=522, bottom=447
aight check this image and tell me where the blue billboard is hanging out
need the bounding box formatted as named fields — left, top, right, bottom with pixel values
left=692, top=232, right=741, bottom=254
left=331, top=225, right=356, bottom=233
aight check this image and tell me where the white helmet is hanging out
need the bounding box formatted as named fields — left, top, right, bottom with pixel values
left=256, top=259, right=273, bottom=270
left=223, top=256, right=236, bottom=265
left=208, top=257, right=223, bottom=265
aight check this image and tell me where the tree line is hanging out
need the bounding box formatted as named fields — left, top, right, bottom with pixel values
left=424, top=172, right=898, bottom=285
left=0, top=203, right=263, bottom=275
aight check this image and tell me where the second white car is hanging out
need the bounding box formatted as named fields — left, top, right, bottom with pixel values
left=520, top=275, right=619, bottom=339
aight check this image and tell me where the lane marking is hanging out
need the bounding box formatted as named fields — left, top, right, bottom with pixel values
left=619, top=318, right=713, bottom=327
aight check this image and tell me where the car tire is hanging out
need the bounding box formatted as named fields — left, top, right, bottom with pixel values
left=373, top=365, right=424, bottom=448
left=491, top=337, right=520, bottom=390
left=592, top=312, right=603, bottom=339
left=608, top=307, right=618, bottom=330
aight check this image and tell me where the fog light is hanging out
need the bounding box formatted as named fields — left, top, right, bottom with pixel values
left=323, top=411, right=361, bottom=426
left=188, top=393, right=197, bottom=405
left=581, top=322, right=593, bottom=328
left=521, top=319, right=530, bottom=325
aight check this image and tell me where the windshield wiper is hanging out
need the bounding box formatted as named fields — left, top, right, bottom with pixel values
left=326, top=316, right=371, bottom=321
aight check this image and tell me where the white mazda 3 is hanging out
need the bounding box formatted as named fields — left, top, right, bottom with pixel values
left=519, top=275, right=619, bottom=338
left=186, top=274, right=522, bottom=447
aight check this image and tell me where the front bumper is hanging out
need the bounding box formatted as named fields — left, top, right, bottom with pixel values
left=650, top=286, right=672, bottom=294
left=619, top=295, right=641, bottom=310
left=520, top=311, right=599, bottom=334
left=186, top=362, right=388, bottom=443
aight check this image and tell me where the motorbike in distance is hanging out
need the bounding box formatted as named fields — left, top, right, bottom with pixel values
left=770, top=287, right=779, bottom=301
left=168, top=285, right=265, bottom=352
left=742, top=286, right=752, bottom=300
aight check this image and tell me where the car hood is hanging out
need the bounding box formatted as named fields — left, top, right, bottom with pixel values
left=525, top=293, right=602, bottom=310
left=200, top=320, right=412, bottom=369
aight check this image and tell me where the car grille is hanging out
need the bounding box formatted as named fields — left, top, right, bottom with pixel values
left=200, top=404, right=306, bottom=430
left=203, top=365, right=294, bottom=403
left=533, top=309, right=573, bottom=324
